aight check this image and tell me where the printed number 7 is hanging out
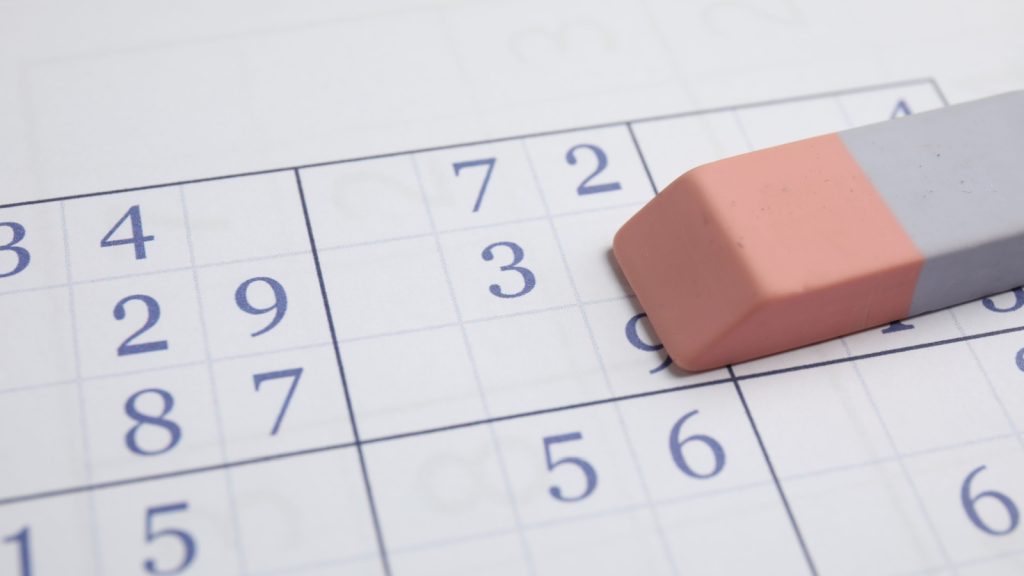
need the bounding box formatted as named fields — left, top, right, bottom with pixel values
left=253, top=368, right=302, bottom=436
left=453, top=158, right=496, bottom=213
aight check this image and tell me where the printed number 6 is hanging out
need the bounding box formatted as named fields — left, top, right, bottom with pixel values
left=544, top=432, right=597, bottom=502
left=482, top=241, right=536, bottom=299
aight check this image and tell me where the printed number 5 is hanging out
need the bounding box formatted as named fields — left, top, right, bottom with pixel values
left=544, top=432, right=597, bottom=502
left=482, top=241, right=535, bottom=299
left=144, top=502, right=196, bottom=575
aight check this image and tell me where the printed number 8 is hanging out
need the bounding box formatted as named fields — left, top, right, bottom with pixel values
left=0, top=222, right=30, bottom=278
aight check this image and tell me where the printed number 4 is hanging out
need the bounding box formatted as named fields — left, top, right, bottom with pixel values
left=101, top=205, right=154, bottom=260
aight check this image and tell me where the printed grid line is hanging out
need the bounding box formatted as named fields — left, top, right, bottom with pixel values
left=178, top=185, right=250, bottom=574
left=294, top=169, right=392, bottom=576
left=0, top=77, right=988, bottom=575
left=0, top=77, right=938, bottom=212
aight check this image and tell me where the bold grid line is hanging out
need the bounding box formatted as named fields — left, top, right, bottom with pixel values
left=0, top=77, right=935, bottom=212
left=730, top=368, right=818, bottom=575
left=294, top=169, right=392, bottom=576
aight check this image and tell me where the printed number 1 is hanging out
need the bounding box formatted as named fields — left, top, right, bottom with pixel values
left=4, top=527, right=31, bottom=576
left=101, top=205, right=154, bottom=260
left=453, top=158, right=497, bottom=212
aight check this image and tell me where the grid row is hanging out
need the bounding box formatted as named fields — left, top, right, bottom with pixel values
left=7, top=360, right=1024, bottom=576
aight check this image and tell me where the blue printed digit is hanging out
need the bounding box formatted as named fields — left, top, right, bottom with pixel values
left=669, top=410, right=725, bottom=479
left=482, top=241, right=536, bottom=298
left=235, top=276, right=288, bottom=337
left=961, top=465, right=1019, bottom=536
left=144, top=502, right=196, bottom=575
left=891, top=99, right=912, bottom=118
left=101, top=205, right=155, bottom=260
left=566, top=144, right=621, bottom=196
left=543, top=432, right=598, bottom=502
left=983, top=288, right=1024, bottom=313
left=3, top=527, right=31, bottom=576
left=0, top=222, right=30, bottom=278
left=115, top=294, right=169, bottom=355
left=253, top=368, right=302, bottom=436
left=881, top=319, right=915, bottom=334
left=625, top=312, right=672, bottom=373
left=125, top=388, right=181, bottom=456
left=453, top=158, right=497, bottom=212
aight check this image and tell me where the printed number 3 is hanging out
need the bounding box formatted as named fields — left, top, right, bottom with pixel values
left=482, top=241, right=535, bottom=299
left=0, top=222, right=30, bottom=278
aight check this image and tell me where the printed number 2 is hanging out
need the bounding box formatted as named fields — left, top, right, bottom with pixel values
left=101, top=205, right=154, bottom=260
left=544, top=432, right=597, bottom=502
left=566, top=144, right=621, bottom=196
left=3, top=527, right=31, bottom=576
left=144, top=503, right=196, bottom=575
left=115, top=294, right=168, bottom=355
left=482, top=241, right=535, bottom=299
left=0, top=222, right=31, bottom=278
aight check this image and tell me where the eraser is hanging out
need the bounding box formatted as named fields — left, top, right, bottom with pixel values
left=613, top=91, right=1024, bottom=372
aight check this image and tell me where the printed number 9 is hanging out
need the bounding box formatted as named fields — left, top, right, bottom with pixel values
left=0, top=222, right=30, bottom=278
left=625, top=313, right=671, bottom=373
left=482, top=241, right=536, bottom=299
left=235, top=276, right=288, bottom=337
left=983, top=288, right=1024, bottom=313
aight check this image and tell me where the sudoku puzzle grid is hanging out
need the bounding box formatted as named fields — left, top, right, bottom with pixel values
left=6, top=78, right=1024, bottom=576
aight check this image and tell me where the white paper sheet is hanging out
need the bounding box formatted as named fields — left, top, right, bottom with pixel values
left=2, top=2, right=1024, bottom=575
